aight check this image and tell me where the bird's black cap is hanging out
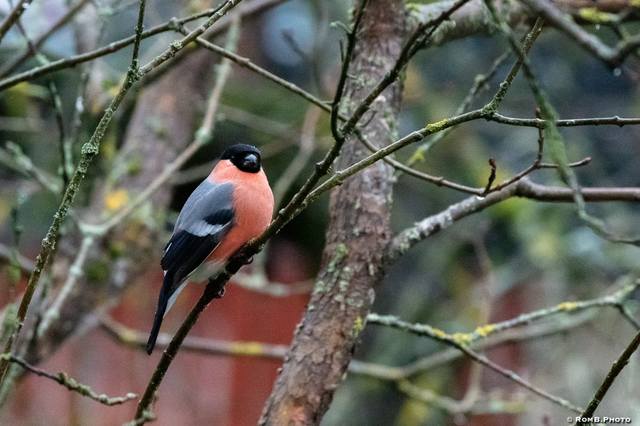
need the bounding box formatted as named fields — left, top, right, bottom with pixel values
left=221, top=144, right=262, bottom=173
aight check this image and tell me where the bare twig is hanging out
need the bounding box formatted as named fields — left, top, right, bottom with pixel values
left=100, top=317, right=287, bottom=359
left=482, top=158, right=497, bottom=195
left=0, top=354, right=137, bottom=406
left=36, top=236, right=95, bottom=338
left=0, top=0, right=33, bottom=45
left=273, top=106, right=319, bottom=206
left=0, top=0, right=281, bottom=92
left=367, top=314, right=583, bottom=413
left=386, top=311, right=597, bottom=379
left=0, top=242, right=34, bottom=272
left=520, top=0, right=640, bottom=66
left=370, top=279, right=638, bottom=349
left=387, top=178, right=640, bottom=262
left=577, top=330, right=640, bottom=424
left=489, top=113, right=640, bottom=128
left=407, top=50, right=512, bottom=166
left=0, top=0, right=91, bottom=76
left=397, top=379, right=526, bottom=415
left=231, top=272, right=313, bottom=297
left=177, top=26, right=331, bottom=113
left=0, top=142, right=62, bottom=193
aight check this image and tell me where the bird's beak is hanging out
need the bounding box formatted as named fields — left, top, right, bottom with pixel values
left=242, top=153, right=259, bottom=169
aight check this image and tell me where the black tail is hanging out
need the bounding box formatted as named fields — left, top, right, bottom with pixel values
left=146, top=272, right=173, bottom=354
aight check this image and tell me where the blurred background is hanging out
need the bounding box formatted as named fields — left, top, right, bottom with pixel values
left=0, top=0, right=639, bottom=425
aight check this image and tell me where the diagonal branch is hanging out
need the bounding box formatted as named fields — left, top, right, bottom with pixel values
left=0, top=0, right=33, bottom=45
left=387, top=178, right=640, bottom=262
left=520, top=0, right=640, bottom=66
left=368, top=314, right=583, bottom=413
left=577, top=330, right=640, bottom=424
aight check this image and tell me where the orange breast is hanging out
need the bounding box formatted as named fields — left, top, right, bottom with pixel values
left=206, top=160, right=274, bottom=262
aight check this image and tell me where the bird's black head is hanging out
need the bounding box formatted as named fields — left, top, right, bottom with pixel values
left=221, top=144, right=262, bottom=173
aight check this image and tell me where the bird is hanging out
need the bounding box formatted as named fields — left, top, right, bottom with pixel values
left=146, top=144, right=274, bottom=354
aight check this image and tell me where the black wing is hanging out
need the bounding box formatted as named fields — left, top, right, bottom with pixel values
left=160, top=208, right=235, bottom=282
left=147, top=180, right=234, bottom=354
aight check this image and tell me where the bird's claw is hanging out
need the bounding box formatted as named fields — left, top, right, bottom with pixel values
left=213, top=287, right=225, bottom=298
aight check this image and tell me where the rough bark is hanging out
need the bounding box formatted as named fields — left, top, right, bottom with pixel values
left=258, top=1, right=406, bottom=424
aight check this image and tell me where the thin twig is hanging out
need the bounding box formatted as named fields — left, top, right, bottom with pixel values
left=0, top=142, right=62, bottom=193
left=174, top=25, right=331, bottom=113
left=0, top=242, right=34, bottom=272
left=0, top=0, right=280, bottom=92
left=0, top=0, right=91, bottom=77
left=36, top=236, right=95, bottom=339
left=577, top=330, right=640, bottom=424
left=273, top=106, right=319, bottom=206
left=330, top=0, right=369, bottom=141
left=386, top=178, right=640, bottom=262
left=520, top=0, right=640, bottom=66
left=397, top=379, right=526, bottom=415
left=616, top=304, right=640, bottom=330
left=0, top=0, right=33, bottom=45
left=407, top=50, right=512, bottom=166
left=100, top=317, right=287, bottom=359
left=370, top=279, right=638, bottom=350
left=367, top=314, right=583, bottom=413
left=0, top=354, right=137, bottom=406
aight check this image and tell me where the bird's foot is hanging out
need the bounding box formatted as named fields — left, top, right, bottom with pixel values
left=213, top=286, right=225, bottom=299
left=207, top=277, right=226, bottom=299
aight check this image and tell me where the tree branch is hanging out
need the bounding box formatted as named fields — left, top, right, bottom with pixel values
left=520, top=0, right=640, bottom=66
left=368, top=314, right=584, bottom=413
left=0, top=0, right=283, bottom=92
left=387, top=178, right=640, bottom=262
left=0, top=0, right=33, bottom=45
left=0, top=354, right=137, bottom=406
left=0, top=0, right=91, bottom=77
left=577, top=330, right=640, bottom=424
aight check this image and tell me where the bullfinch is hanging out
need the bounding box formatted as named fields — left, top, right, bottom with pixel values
left=146, top=144, right=274, bottom=354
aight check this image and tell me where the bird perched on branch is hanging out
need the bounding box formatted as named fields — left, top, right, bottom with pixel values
left=146, top=144, right=274, bottom=354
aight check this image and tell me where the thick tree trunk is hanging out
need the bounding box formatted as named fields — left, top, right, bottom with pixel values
left=259, top=1, right=406, bottom=424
